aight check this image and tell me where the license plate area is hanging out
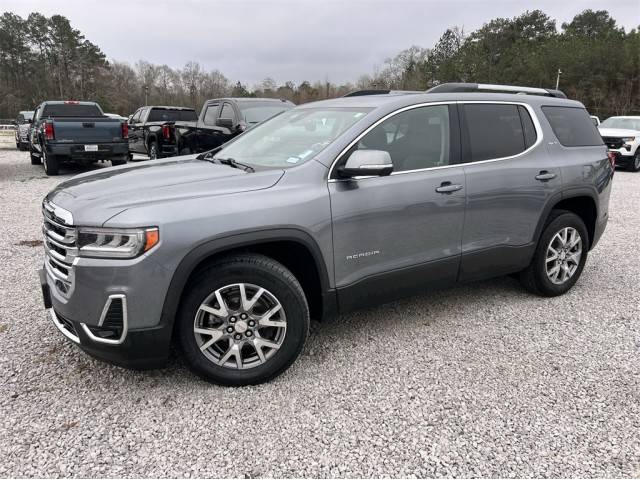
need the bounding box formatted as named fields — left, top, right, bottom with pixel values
left=84, top=144, right=98, bottom=152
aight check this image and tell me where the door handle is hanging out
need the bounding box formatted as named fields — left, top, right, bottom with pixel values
left=435, top=181, right=463, bottom=194
left=535, top=171, right=556, bottom=181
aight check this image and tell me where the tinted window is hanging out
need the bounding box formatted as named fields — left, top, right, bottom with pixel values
left=463, top=104, right=525, bottom=162
left=203, top=104, right=219, bottom=125
left=41, top=103, right=102, bottom=118
left=147, top=108, right=197, bottom=122
left=238, top=101, right=294, bottom=125
left=219, top=103, right=235, bottom=121
left=519, top=106, right=537, bottom=148
left=355, top=105, right=450, bottom=172
left=600, top=117, right=640, bottom=130
left=542, top=106, right=604, bottom=147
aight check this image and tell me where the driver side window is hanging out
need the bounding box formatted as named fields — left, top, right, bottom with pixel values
left=355, top=105, right=451, bottom=172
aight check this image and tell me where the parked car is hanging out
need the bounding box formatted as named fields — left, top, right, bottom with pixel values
left=127, top=106, right=198, bottom=159
left=29, top=101, right=129, bottom=175
left=590, top=115, right=601, bottom=126
left=174, top=98, right=295, bottom=154
left=14, top=110, right=34, bottom=150
left=40, top=83, right=612, bottom=386
left=598, top=116, right=640, bottom=172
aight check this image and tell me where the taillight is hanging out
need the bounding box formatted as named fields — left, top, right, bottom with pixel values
left=607, top=151, right=616, bottom=171
left=44, top=122, right=54, bottom=140
left=162, top=124, right=171, bottom=139
left=121, top=122, right=128, bottom=139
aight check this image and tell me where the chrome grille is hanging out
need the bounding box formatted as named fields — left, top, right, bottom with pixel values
left=42, top=200, right=77, bottom=294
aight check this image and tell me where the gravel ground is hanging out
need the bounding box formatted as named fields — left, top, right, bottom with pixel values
left=1, top=138, right=639, bottom=478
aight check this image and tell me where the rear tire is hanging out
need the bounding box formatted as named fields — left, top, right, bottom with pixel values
left=111, top=156, right=127, bottom=167
left=30, top=146, right=41, bottom=165
left=519, top=210, right=588, bottom=297
left=177, top=254, right=309, bottom=386
left=628, top=152, right=640, bottom=172
left=149, top=142, right=158, bottom=160
left=42, top=146, right=59, bottom=176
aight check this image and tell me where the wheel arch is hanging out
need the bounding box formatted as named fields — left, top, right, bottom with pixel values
left=535, top=188, right=598, bottom=250
left=160, top=228, right=336, bottom=340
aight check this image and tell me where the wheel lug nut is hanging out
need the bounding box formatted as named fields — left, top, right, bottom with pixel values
left=234, top=333, right=242, bottom=340
left=229, top=317, right=236, bottom=323
left=226, top=326, right=234, bottom=333
left=240, top=313, right=247, bottom=319
left=245, top=331, right=253, bottom=337
left=248, top=320, right=255, bottom=327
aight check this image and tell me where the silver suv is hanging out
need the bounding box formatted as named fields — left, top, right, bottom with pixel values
left=39, top=83, right=613, bottom=386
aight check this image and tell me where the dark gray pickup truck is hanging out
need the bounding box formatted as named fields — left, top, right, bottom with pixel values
left=29, top=101, right=129, bottom=176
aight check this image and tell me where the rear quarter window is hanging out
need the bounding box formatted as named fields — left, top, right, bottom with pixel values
left=542, top=106, right=603, bottom=147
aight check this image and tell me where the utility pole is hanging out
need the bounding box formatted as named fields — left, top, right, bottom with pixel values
left=144, top=85, right=149, bottom=106
left=555, top=69, right=562, bottom=90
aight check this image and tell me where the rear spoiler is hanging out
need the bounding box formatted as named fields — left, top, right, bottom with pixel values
left=426, top=83, right=567, bottom=99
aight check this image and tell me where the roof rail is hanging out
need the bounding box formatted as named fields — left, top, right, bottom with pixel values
left=426, top=82, right=567, bottom=99
left=342, top=89, right=422, bottom=98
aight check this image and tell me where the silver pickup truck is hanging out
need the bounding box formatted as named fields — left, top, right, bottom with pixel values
left=29, top=101, right=129, bottom=176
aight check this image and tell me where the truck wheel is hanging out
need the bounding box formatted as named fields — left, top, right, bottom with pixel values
left=176, top=254, right=310, bottom=386
left=111, top=156, right=128, bottom=167
left=30, top=147, right=41, bottom=165
left=519, top=210, right=588, bottom=297
left=628, top=152, right=640, bottom=172
left=149, top=142, right=158, bottom=160
left=42, top=147, right=59, bottom=176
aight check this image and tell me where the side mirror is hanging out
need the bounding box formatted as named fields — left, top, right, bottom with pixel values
left=216, top=117, right=234, bottom=128
left=337, top=150, right=394, bottom=178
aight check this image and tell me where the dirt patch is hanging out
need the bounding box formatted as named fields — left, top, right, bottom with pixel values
left=15, top=239, right=43, bottom=247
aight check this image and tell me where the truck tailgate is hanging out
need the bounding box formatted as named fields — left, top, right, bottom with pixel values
left=52, top=117, right=123, bottom=143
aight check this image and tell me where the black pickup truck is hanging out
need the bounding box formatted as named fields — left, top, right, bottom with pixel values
left=174, top=98, right=295, bottom=154
left=29, top=101, right=129, bottom=176
left=127, top=106, right=198, bottom=159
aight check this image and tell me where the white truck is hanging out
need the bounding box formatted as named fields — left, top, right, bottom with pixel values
left=598, top=116, right=640, bottom=172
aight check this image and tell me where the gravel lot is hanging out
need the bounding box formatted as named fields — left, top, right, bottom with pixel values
left=1, top=137, right=639, bottom=478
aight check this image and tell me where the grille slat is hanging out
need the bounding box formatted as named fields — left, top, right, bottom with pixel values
left=42, top=201, right=76, bottom=292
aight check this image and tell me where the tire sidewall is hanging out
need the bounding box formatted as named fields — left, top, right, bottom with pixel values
left=177, top=259, right=309, bottom=386
left=533, top=212, right=589, bottom=295
left=149, top=142, right=157, bottom=159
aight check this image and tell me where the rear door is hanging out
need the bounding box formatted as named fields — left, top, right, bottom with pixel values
left=458, top=101, right=563, bottom=281
left=329, top=103, right=466, bottom=312
left=196, top=102, right=221, bottom=151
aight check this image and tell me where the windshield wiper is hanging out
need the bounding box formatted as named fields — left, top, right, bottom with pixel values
left=195, top=145, right=223, bottom=161
left=206, top=157, right=255, bottom=173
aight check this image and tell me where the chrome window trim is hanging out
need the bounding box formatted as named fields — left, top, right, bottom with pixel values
left=81, top=294, right=128, bottom=345
left=327, top=100, right=543, bottom=182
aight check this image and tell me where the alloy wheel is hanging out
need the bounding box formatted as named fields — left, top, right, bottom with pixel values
left=193, top=283, right=287, bottom=369
left=545, top=226, right=582, bottom=285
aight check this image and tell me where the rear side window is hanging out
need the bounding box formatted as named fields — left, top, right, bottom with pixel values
left=519, top=106, right=537, bottom=148
left=148, top=108, right=197, bottom=122
left=41, top=103, right=102, bottom=117
left=219, top=103, right=236, bottom=121
left=463, top=104, right=529, bottom=162
left=542, top=106, right=603, bottom=147
left=203, top=104, right=219, bottom=125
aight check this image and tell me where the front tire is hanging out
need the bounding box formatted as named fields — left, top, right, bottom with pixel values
left=177, top=254, right=309, bottom=386
left=519, top=210, right=588, bottom=297
left=628, top=152, right=640, bottom=172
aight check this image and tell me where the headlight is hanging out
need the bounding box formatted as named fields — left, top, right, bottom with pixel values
left=77, top=227, right=159, bottom=258
left=622, top=137, right=636, bottom=143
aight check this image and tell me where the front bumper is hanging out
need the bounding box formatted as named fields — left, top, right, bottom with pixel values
left=40, top=252, right=174, bottom=369
left=607, top=148, right=636, bottom=167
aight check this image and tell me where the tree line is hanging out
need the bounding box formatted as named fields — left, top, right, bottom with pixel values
left=0, top=9, right=637, bottom=119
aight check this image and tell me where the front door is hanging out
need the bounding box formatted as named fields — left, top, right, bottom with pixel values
left=328, top=104, right=466, bottom=312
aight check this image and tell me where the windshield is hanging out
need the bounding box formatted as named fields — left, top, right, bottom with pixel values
left=214, top=107, right=372, bottom=168
left=21, top=111, right=33, bottom=121
left=238, top=101, right=294, bottom=124
left=148, top=108, right=198, bottom=122
left=600, top=117, right=640, bottom=131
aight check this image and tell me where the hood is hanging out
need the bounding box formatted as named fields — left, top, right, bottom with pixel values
left=47, top=155, right=284, bottom=225
left=598, top=128, right=640, bottom=138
